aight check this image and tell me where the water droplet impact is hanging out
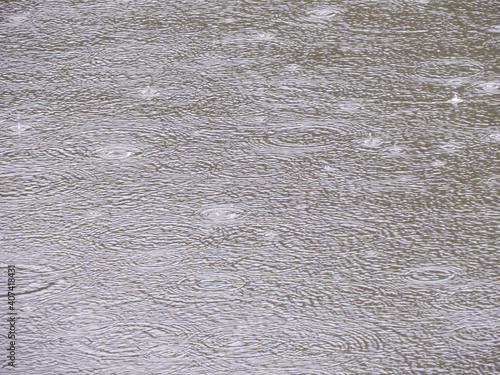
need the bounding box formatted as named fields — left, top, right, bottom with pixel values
left=337, top=99, right=364, bottom=113
left=485, top=132, right=500, bottom=142
left=382, top=144, right=407, bottom=157
left=197, top=205, right=246, bottom=223
left=95, top=145, right=139, bottom=160
left=306, top=6, right=343, bottom=21
left=357, top=135, right=385, bottom=149
left=5, top=13, right=30, bottom=27
left=8, top=122, right=31, bottom=135
left=475, top=80, right=500, bottom=95
left=250, top=31, right=275, bottom=41
left=403, top=266, right=458, bottom=285
left=139, top=86, right=160, bottom=100
left=446, top=93, right=464, bottom=105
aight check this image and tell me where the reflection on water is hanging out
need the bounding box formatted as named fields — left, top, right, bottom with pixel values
left=1, top=0, right=499, bottom=373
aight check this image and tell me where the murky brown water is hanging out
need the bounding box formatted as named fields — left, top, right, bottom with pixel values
left=1, top=0, right=499, bottom=373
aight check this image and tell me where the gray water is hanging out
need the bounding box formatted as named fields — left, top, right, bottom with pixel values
left=1, top=0, right=499, bottom=374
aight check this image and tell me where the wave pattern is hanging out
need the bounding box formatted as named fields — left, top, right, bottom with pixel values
left=2, top=0, right=499, bottom=374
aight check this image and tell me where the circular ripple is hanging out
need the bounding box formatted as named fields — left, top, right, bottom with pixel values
left=263, top=125, right=347, bottom=151
left=94, top=144, right=140, bottom=160
left=337, top=99, right=365, bottom=113
left=269, top=333, right=346, bottom=357
left=483, top=132, right=500, bottom=143
left=403, top=266, right=458, bottom=285
left=304, top=6, right=344, bottom=22
left=196, top=205, right=247, bottom=223
left=414, top=58, right=484, bottom=83
left=34, top=299, right=125, bottom=337
left=432, top=285, right=500, bottom=312
left=449, top=324, right=499, bottom=347
left=381, top=144, right=408, bottom=157
left=0, top=264, right=58, bottom=297
left=356, top=135, right=386, bottom=149
left=14, top=119, right=189, bottom=163
left=185, top=322, right=359, bottom=368
left=269, top=322, right=383, bottom=357
left=80, top=322, right=186, bottom=358
left=474, top=79, right=500, bottom=96
left=185, top=324, right=280, bottom=367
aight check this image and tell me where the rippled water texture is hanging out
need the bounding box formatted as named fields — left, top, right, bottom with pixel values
left=1, top=0, right=499, bottom=374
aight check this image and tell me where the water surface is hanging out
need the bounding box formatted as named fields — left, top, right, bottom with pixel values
left=1, top=0, right=499, bottom=374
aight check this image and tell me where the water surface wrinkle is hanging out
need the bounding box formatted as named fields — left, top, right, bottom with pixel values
left=1, top=0, right=499, bottom=374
